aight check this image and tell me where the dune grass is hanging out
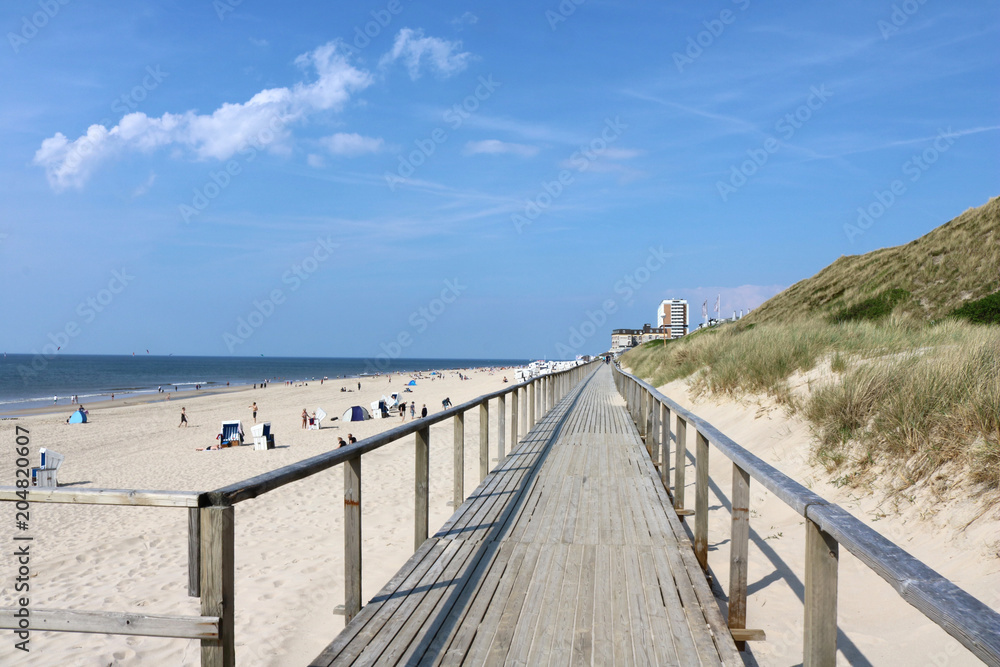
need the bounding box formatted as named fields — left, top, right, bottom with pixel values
left=622, top=319, right=1000, bottom=491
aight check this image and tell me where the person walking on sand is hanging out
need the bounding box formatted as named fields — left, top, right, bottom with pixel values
left=348, top=433, right=357, bottom=445
left=179, top=407, right=188, bottom=427
left=409, top=402, right=415, bottom=419
left=249, top=402, right=258, bottom=424
left=399, top=404, right=406, bottom=421
left=301, top=408, right=308, bottom=429
left=338, top=437, right=347, bottom=447
left=358, top=381, right=361, bottom=391
left=421, top=404, right=427, bottom=418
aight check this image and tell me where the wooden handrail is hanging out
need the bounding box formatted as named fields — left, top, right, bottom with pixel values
left=0, top=608, right=219, bottom=639
left=0, top=487, right=203, bottom=507
left=612, top=364, right=1000, bottom=665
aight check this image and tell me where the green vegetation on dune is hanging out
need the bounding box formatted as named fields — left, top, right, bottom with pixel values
left=745, top=196, right=1000, bottom=325
left=622, top=320, right=1000, bottom=491
left=949, top=291, right=1000, bottom=325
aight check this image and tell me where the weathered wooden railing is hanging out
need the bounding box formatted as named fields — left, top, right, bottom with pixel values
left=612, top=363, right=1000, bottom=666
left=0, top=360, right=597, bottom=667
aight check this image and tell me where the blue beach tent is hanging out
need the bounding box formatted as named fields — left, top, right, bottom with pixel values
left=407, top=380, right=417, bottom=386
left=67, top=409, right=87, bottom=424
left=341, top=406, right=371, bottom=422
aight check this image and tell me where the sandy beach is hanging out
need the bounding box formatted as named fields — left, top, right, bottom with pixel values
left=653, top=373, right=1000, bottom=666
left=0, top=367, right=518, bottom=666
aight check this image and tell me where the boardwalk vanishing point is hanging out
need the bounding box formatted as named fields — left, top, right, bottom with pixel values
left=312, top=365, right=742, bottom=665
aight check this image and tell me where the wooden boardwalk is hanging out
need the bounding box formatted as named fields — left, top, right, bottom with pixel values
left=311, top=365, right=742, bottom=666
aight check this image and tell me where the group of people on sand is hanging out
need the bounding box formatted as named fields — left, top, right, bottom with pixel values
left=397, top=402, right=428, bottom=421
left=337, top=434, right=357, bottom=448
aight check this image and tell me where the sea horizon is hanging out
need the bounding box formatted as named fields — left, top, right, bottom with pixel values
left=0, top=353, right=534, bottom=413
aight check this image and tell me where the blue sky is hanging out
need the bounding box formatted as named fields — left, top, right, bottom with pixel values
left=1, top=0, right=998, bottom=360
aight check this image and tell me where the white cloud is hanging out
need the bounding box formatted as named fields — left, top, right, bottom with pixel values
left=306, top=153, right=326, bottom=168
left=379, top=28, right=472, bottom=80
left=464, top=139, right=539, bottom=158
left=34, top=41, right=373, bottom=190
left=321, top=132, right=385, bottom=156
left=249, top=37, right=269, bottom=47
left=131, top=172, right=156, bottom=198
left=452, top=12, right=478, bottom=28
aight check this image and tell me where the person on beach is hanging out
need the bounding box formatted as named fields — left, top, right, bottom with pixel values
left=399, top=404, right=405, bottom=421
left=442, top=397, right=452, bottom=409
left=358, top=381, right=361, bottom=391
left=301, top=408, right=308, bottom=429
left=338, top=437, right=347, bottom=447
left=409, top=402, right=415, bottom=419
left=249, top=402, right=258, bottom=424
left=421, top=404, right=427, bottom=418
left=348, top=434, right=357, bottom=445
left=179, top=407, right=188, bottom=427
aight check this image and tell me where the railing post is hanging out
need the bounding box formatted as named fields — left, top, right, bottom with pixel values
left=674, top=416, right=687, bottom=511
left=660, top=403, right=670, bottom=489
left=645, top=391, right=654, bottom=449
left=650, top=396, right=660, bottom=463
left=345, top=454, right=362, bottom=622
left=804, top=518, right=839, bottom=666
left=729, top=463, right=750, bottom=649
left=548, top=375, right=555, bottom=410
left=497, top=393, right=506, bottom=463
left=511, top=388, right=520, bottom=447
left=415, top=426, right=429, bottom=550
left=694, top=429, right=709, bottom=571
left=528, top=381, right=536, bottom=429
left=188, top=507, right=200, bottom=597
left=639, top=388, right=648, bottom=440
left=453, top=411, right=464, bottom=508
left=479, top=401, right=489, bottom=481
left=520, top=385, right=527, bottom=435
left=200, top=506, right=234, bottom=667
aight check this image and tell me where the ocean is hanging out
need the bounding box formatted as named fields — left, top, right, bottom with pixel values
left=0, top=354, right=529, bottom=414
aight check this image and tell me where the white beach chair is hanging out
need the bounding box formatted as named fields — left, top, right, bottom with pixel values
left=32, top=448, right=65, bottom=487
left=308, top=408, right=327, bottom=430
left=251, top=422, right=275, bottom=450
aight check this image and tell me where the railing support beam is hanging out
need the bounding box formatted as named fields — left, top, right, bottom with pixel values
left=200, top=506, right=234, bottom=667
left=415, top=426, right=430, bottom=550
left=344, top=455, right=362, bottom=622
left=804, top=519, right=839, bottom=666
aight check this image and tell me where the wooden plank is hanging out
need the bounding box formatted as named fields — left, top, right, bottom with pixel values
left=637, top=546, right=680, bottom=666
left=188, top=507, right=200, bottom=597
left=0, top=608, right=218, bottom=639
left=729, top=463, right=751, bottom=649
left=200, top=506, right=234, bottom=667
left=479, top=542, right=548, bottom=664
left=375, top=539, right=474, bottom=664
left=345, top=454, right=362, bottom=622
left=431, top=540, right=522, bottom=665
left=313, top=539, right=445, bottom=664
left=804, top=518, right=839, bottom=667
left=570, top=544, right=597, bottom=666
left=0, top=487, right=202, bottom=507
left=591, top=544, right=614, bottom=665
left=731, top=628, right=766, bottom=642
left=453, top=411, right=464, bottom=508
left=415, top=426, right=430, bottom=551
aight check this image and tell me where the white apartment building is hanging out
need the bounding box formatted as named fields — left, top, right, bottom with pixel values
left=656, top=299, right=689, bottom=338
